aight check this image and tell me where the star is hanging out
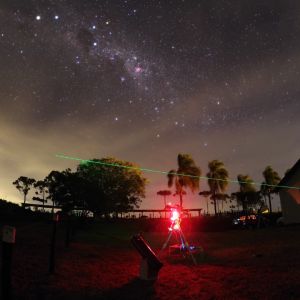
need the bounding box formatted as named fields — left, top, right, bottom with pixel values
left=36, top=15, right=41, bottom=21
left=134, top=66, right=142, bottom=73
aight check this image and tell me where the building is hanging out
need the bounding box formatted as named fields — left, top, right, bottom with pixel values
left=276, top=159, right=300, bottom=224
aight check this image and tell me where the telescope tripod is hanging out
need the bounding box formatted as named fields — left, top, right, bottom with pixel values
left=160, top=220, right=197, bottom=265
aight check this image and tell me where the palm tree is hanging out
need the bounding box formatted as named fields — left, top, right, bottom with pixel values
left=199, top=191, right=211, bottom=214
left=157, top=190, right=172, bottom=217
left=167, top=153, right=201, bottom=208
left=215, top=193, right=230, bottom=213
left=261, top=166, right=281, bottom=213
left=237, top=174, right=260, bottom=211
left=206, top=160, right=229, bottom=215
left=13, top=176, right=36, bottom=205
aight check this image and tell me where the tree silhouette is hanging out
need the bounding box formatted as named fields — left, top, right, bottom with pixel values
left=12, top=176, right=36, bottom=205
left=199, top=191, right=211, bottom=214
left=261, top=166, right=281, bottom=213
left=167, top=154, right=201, bottom=208
left=157, top=190, right=172, bottom=217
left=77, top=157, right=147, bottom=216
left=214, top=193, right=230, bottom=213
left=45, top=169, right=72, bottom=212
left=236, top=174, right=261, bottom=211
left=206, top=160, right=229, bottom=215
left=33, top=179, right=49, bottom=210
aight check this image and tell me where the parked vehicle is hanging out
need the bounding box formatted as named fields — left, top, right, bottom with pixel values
left=232, top=213, right=269, bottom=228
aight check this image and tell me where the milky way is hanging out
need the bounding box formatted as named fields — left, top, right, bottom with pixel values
left=0, top=1, right=300, bottom=210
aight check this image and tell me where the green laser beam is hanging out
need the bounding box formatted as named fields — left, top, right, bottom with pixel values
left=55, top=154, right=300, bottom=190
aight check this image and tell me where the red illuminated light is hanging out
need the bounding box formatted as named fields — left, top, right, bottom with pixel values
left=168, top=208, right=181, bottom=231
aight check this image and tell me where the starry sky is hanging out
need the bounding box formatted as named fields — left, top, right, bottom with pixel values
left=1, top=0, right=299, bottom=211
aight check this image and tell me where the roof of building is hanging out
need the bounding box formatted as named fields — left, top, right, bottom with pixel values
left=275, top=159, right=300, bottom=191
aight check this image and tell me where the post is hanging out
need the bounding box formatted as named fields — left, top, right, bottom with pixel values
left=65, top=214, right=71, bottom=248
left=49, top=213, right=59, bottom=274
left=1, top=225, right=16, bottom=300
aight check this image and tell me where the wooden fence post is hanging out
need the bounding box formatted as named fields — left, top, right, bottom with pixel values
left=49, top=213, right=59, bottom=274
left=1, top=225, right=16, bottom=300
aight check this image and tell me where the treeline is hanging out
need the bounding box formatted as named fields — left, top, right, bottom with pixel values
left=12, top=154, right=282, bottom=216
left=160, top=154, right=281, bottom=215
left=12, top=157, right=147, bottom=217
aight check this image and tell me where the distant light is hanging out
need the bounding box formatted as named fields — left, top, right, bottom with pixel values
left=54, top=15, right=59, bottom=20
left=114, top=117, right=119, bottom=121
left=92, top=25, right=96, bottom=29
left=36, top=15, right=41, bottom=20
left=93, top=42, right=97, bottom=46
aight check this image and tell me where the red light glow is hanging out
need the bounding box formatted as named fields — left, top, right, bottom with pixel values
left=171, top=210, right=179, bottom=221
left=169, top=208, right=181, bottom=231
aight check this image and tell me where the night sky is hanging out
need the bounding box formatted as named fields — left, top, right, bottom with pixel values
left=1, top=0, right=299, bottom=211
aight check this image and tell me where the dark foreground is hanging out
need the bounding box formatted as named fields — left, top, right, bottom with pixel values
left=1, top=219, right=300, bottom=300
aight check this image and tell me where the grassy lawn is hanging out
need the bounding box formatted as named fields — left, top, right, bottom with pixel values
left=2, top=219, right=300, bottom=299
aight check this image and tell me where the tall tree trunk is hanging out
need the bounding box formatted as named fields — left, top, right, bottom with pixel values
left=180, top=190, right=183, bottom=208
left=23, top=194, right=26, bottom=205
left=42, top=191, right=45, bottom=211
left=213, top=192, right=217, bottom=215
left=268, top=193, right=272, bottom=213
left=206, top=197, right=209, bottom=215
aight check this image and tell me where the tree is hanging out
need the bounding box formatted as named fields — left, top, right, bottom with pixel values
left=77, top=157, right=147, bottom=216
left=261, top=166, right=281, bottom=213
left=157, top=190, right=172, bottom=217
left=214, top=193, right=230, bottom=213
left=33, top=179, right=49, bottom=210
left=46, top=169, right=86, bottom=213
left=199, top=191, right=211, bottom=214
left=13, top=176, right=36, bottom=205
left=167, top=154, right=201, bottom=208
left=236, top=174, right=261, bottom=211
left=206, top=160, right=229, bottom=215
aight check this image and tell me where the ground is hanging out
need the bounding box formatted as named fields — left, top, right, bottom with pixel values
left=1, top=218, right=300, bottom=299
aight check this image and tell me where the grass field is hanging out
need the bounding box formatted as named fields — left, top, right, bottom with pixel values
left=1, top=218, right=300, bottom=299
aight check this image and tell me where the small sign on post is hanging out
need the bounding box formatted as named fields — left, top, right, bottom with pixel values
left=2, top=225, right=16, bottom=300
left=3, top=226, right=16, bottom=244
